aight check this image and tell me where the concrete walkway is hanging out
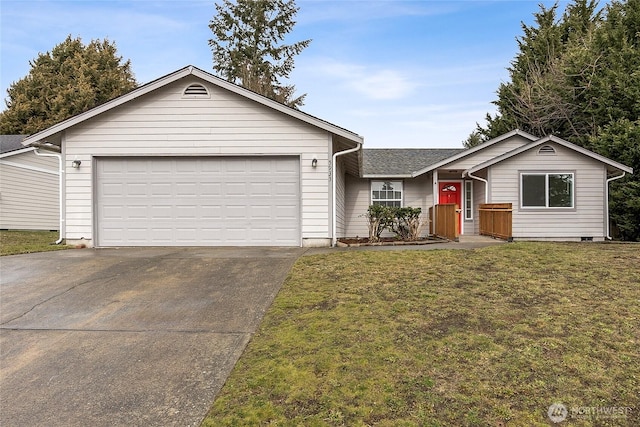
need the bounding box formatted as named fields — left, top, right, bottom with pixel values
left=305, top=235, right=506, bottom=255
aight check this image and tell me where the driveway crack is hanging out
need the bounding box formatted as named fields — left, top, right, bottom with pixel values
left=0, top=274, right=120, bottom=326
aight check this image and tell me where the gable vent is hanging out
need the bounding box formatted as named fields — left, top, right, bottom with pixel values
left=538, top=145, right=556, bottom=155
left=183, top=84, right=209, bottom=97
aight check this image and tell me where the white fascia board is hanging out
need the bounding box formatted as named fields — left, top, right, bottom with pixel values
left=0, top=146, right=35, bottom=158
left=464, top=135, right=633, bottom=175
left=0, top=159, right=58, bottom=175
left=410, top=129, right=538, bottom=178
left=546, top=135, right=633, bottom=174
left=22, top=65, right=363, bottom=148
left=22, top=67, right=193, bottom=146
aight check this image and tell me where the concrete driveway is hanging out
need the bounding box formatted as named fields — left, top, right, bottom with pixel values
left=0, top=247, right=304, bottom=427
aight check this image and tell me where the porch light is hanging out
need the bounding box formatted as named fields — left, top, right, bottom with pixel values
left=312, top=157, right=318, bottom=168
left=72, top=159, right=81, bottom=168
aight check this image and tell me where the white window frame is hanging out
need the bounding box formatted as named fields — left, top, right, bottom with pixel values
left=520, top=172, right=575, bottom=209
left=464, top=180, right=473, bottom=220
left=371, top=180, right=403, bottom=207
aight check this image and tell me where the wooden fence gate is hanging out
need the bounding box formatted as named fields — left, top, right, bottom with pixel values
left=429, top=203, right=459, bottom=241
left=479, top=203, right=512, bottom=240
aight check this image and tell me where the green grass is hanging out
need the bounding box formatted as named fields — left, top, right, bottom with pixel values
left=0, top=230, right=71, bottom=256
left=203, top=242, right=639, bottom=426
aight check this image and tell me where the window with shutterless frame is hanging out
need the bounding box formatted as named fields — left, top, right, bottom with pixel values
left=371, top=180, right=403, bottom=207
left=520, top=172, right=574, bottom=208
left=464, top=180, right=473, bottom=220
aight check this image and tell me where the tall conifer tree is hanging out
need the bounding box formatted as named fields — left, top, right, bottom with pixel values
left=209, top=0, right=311, bottom=109
left=0, top=36, right=137, bottom=135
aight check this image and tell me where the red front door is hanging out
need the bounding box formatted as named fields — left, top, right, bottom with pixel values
left=439, top=182, right=462, bottom=232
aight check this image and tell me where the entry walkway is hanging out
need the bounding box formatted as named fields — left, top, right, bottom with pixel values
left=305, top=234, right=506, bottom=255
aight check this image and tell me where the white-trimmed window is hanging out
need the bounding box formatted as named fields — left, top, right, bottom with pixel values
left=371, top=181, right=402, bottom=207
left=464, top=181, right=473, bottom=220
left=521, top=172, right=574, bottom=208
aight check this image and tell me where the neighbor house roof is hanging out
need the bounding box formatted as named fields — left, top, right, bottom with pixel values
left=20, top=65, right=364, bottom=148
left=363, top=148, right=465, bottom=177
left=0, top=135, right=27, bottom=154
left=464, top=134, right=633, bottom=175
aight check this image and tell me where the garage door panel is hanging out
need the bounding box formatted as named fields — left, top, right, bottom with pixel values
left=97, top=157, right=300, bottom=246
left=275, top=204, right=298, bottom=218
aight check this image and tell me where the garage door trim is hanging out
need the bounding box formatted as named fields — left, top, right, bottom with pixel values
left=94, top=155, right=301, bottom=247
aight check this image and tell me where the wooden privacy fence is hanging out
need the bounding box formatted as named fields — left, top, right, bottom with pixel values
left=428, top=203, right=459, bottom=241
left=479, top=203, right=512, bottom=240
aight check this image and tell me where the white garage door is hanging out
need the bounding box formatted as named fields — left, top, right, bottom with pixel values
left=96, top=157, right=300, bottom=246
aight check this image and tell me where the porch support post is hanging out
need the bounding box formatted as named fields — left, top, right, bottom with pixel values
left=432, top=169, right=438, bottom=236
left=605, top=171, right=625, bottom=240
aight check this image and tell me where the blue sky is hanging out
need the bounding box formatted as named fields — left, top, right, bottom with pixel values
left=1, top=0, right=568, bottom=148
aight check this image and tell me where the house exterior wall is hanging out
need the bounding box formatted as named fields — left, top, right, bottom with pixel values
left=344, top=175, right=370, bottom=237
left=468, top=171, right=487, bottom=235
left=343, top=174, right=433, bottom=238
left=405, top=174, right=433, bottom=237
left=0, top=150, right=59, bottom=230
left=488, top=143, right=607, bottom=240
left=334, top=155, right=347, bottom=238
left=62, top=76, right=332, bottom=245
left=443, top=134, right=532, bottom=171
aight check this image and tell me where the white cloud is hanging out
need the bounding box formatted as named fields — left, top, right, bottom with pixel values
left=297, top=0, right=464, bottom=25
left=302, top=58, right=419, bottom=100
left=351, top=69, right=417, bottom=100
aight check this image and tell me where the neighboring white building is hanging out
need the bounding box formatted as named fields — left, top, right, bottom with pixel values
left=19, top=66, right=632, bottom=246
left=0, top=135, right=60, bottom=231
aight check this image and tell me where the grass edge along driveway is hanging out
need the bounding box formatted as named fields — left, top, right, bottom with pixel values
left=0, top=231, right=70, bottom=256
left=203, top=242, right=639, bottom=426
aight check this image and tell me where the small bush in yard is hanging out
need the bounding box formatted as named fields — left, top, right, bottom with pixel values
left=364, top=204, right=394, bottom=242
left=390, top=207, right=426, bottom=240
left=364, top=205, right=427, bottom=241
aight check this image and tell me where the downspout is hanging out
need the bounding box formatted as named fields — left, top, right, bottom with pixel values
left=332, top=142, right=362, bottom=247
left=465, top=170, right=489, bottom=204
left=34, top=149, right=64, bottom=244
left=605, top=171, right=625, bottom=240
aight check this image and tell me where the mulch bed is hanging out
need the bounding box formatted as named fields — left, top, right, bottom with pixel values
left=337, top=236, right=446, bottom=247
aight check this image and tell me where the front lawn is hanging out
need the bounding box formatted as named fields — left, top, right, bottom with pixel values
left=0, top=230, right=70, bottom=256
left=203, top=242, right=639, bottom=426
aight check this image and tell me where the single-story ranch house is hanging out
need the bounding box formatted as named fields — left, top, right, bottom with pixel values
left=1, top=134, right=60, bottom=231
left=19, top=66, right=632, bottom=247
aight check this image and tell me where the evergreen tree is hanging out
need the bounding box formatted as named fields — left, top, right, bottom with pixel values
left=0, top=36, right=137, bottom=135
left=209, top=0, right=311, bottom=108
left=465, top=0, right=640, bottom=240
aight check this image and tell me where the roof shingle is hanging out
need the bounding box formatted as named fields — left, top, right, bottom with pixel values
left=363, top=148, right=465, bottom=176
left=0, top=135, right=27, bottom=154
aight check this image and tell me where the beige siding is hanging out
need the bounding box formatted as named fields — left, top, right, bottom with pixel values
left=468, top=173, right=487, bottom=235
left=344, top=175, right=369, bottom=237
left=404, top=174, right=433, bottom=237
left=63, top=76, right=331, bottom=243
left=0, top=151, right=59, bottom=230
left=335, top=156, right=347, bottom=237
left=489, top=143, right=607, bottom=239
left=444, top=134, right=531, bottom=171
left=344, top=174, right=433, bottom=238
